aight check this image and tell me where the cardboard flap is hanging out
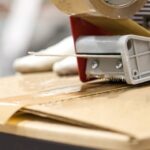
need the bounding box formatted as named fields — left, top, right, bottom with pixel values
left=1, top=73, right=150, bottom=145
left=0, top=114, right=134, bottom=150
left=0, top=73, right=80, bottom=124
left=24, top=82, right=150, bottom=140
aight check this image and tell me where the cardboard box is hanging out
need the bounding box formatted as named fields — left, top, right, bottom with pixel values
left=0, top=73, right=150, bottom=149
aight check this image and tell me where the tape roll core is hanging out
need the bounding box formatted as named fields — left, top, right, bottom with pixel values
left=102, top=0, right=137, bottom=8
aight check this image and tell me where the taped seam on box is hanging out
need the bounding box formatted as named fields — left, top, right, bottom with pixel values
left=0, top=83, right=128, bottom=124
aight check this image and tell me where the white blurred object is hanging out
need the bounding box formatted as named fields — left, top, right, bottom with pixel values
left=53, top=56, right=78, bottom=75
left=0, top=0, right=43, bottom=76
left=31, top=4, right=70, bottom=50
left=0, top=0, right=70, bottom=76
left=14, top=36, right=78, bottom=75
left=2, top=0, right=43, bottom=56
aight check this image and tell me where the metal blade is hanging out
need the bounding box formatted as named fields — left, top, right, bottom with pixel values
left=28, top=51, right=121, bottom=59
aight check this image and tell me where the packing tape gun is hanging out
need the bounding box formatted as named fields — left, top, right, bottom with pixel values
left=38, top=0, right=150, bottom=85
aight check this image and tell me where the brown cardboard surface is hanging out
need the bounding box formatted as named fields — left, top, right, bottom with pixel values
left=0, top=78, right=128, bottom=124
left=24, top=82, right=150, bottom=140
left=0, top=73, right=80, bottom=99
left=0, top=114, right=137, bottom=150
left=1, top=73, right=150, bottom=149
left=1, top=73, right=123, bottom=124
left=0, top=73, right=81, bottom=124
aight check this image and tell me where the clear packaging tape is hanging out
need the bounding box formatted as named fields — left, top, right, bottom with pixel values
left=0, top=79, right=127, bottom=124
left=52, top=0, right=147, bottom=19
left=0, top=85, right=81, bottom=124
left=0, top=74, right=82, bottom=124
left=81, top=16, right=150, bottom=37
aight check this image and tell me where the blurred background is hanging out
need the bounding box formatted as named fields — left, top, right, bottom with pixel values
left=0, top=0, right=71, bottom=76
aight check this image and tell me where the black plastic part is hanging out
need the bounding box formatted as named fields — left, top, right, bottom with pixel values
left=0, top=132, right=95, bottom=150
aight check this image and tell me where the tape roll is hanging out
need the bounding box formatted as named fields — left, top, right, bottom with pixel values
left=52, top=0, right=147, bottom=19
left=90, top=0, right=148, bottom=18
left=52, top=0, right=93, bottom=16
